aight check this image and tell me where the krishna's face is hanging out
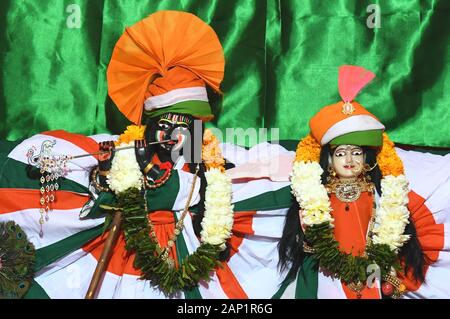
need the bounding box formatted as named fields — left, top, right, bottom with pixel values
left=151, top=113, right=193, bottom=153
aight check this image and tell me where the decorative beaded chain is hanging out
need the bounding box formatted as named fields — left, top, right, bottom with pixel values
left=26, top=140, right=73, bottom=237
left=26, top=139, right=172, bottom=238
left=143, top=166, right=199, bottom=268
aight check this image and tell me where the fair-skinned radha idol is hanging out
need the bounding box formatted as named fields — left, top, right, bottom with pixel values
left=0, top=11, right=291, bottom=299
left=274, top=66, right=450, bottom=299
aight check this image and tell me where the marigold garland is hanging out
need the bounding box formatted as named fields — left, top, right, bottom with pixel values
left=202, top=129, right=226, bottom=171
left=295, top=133, right=321, bottom=163
left=376, top=133, right=404, bottom=177
left=115, top=125, right=146, bottom=146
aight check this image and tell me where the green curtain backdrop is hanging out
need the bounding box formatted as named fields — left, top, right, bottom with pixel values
left=0, top=0, right=449, bottom=147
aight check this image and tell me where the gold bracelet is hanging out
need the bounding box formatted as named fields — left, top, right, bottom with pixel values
left=383, top=273, right=407, bottom=298
left=91, top=167, right=110, bottom=193
left=143, top=162, right=154, bottom=175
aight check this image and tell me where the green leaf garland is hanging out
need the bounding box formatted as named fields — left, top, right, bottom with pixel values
left=305, top=222, right=400, bottom=285
left=113, top=188, right=223, bottom=296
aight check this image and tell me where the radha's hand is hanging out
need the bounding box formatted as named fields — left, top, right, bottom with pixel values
left=299, top=209, right=306, bottom=233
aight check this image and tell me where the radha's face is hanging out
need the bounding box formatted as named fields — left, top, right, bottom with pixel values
left=331, top=145, right=365, bottom=180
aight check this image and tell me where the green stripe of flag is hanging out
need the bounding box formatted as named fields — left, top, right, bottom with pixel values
left=272, top=255, right=319, bottom=299
left=174, top=213, right=202, bottom=299
left=295, top=256, right=319, bottom=299
left=0, top=156, right=89, bottom=195
left=0, top=139, right=24, bottom=156
left=233, top=186, right=293, bottom=212
left=23, top=280, right=50, bottom=299
left=34, top=224, right=104, bottom=272
left=145, top=170, right=180, bottom=211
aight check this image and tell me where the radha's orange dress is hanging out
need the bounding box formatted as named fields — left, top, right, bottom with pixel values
left=330, top=191, right=381, bottom=299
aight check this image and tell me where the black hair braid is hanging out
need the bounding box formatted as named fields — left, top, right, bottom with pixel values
left=399, top=218, right=427, bottom=283
left=364, top=148, right=382, bottom=195
left=319, top=143, right=331, bottom=185
left=191, top=161, right=207, bottom=238
left=277, top=199, right=306, bottom=282
left=364, top=148, right=425, bottom=282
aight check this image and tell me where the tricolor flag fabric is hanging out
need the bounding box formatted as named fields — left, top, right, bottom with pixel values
left=1, top=131, right=449, bottom=299
left=0, top=131, right=291, bottom=299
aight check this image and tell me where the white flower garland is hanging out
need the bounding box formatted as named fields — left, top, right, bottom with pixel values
left=107, top=142, right=143, bottom=194
left=107, top=137, right=234, bottom=251
left=291, top=161, right=333, bottom=226
left=291, top=160, right=410, bottom=252
left=201, top=168, right=234, bottom=249
left=372, top=175, right=411, bottom=251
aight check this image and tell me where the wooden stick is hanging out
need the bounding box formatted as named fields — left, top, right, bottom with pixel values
left=85, top=211, right=123, bottom=299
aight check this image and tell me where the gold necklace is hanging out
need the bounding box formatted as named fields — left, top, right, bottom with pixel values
left=326, top=176, right=374, bottom=204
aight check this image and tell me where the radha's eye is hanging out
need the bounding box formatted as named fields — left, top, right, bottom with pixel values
left=334, top=151, right=346, bottom=157
left=352, top=150, right=363, bottom=156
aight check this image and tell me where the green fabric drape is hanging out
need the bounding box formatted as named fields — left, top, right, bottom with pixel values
left=1, top=0, right=449, bottom=147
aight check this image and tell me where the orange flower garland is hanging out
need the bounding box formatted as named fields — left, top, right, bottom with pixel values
left=115, top=125, right=146, bottom=146
left=376, top=133, right=404, bottom=177
left=202, top=129, right=225, bottom=171
left=295, top=133, right=321, bottom=163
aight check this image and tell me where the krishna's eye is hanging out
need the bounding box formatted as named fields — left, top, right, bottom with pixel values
left=158, top=122, right=170, bottom=130
left=177, top=123, right=189, bottom=129
left=352, top=149, right=363, bottom=156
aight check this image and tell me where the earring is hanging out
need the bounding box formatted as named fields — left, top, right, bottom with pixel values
left=367, top=162, right=378, bottom=172
left=363, top=163, right=370, bottom=174
left=327, top=165, right=337, bottom=182
left=327, top=165, right=336, bottom=177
